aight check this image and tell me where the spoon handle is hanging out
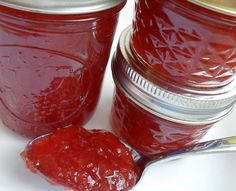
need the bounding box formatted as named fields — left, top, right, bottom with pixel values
left=174, top=136, right=236, bottom=155
left=149, top=136, right=236, bottom=166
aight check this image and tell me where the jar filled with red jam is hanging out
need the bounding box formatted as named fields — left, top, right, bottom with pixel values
left=0, top=0, right=126, bottom=138
left=111, top=27, right=236, bottom=159
left=131, top=0, right=236, bottom=89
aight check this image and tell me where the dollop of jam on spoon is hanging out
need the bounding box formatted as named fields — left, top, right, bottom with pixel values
left=21, top=125, right=140, bottom=191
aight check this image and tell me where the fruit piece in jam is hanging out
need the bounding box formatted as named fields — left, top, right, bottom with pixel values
left=21, top=125, right=140, bottom=191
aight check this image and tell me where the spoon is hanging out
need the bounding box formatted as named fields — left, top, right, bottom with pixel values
left=23, top=127, right=236, bottom=191
left=130, top=136, right=236, bottom=189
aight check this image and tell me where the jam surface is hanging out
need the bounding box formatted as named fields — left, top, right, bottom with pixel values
left=131, top=0, right=236, bottom=89
left=111, top=86, right=212, bottom=158
left=0, top=6, right=121, bottom=137
left=21, top=125, right=140, bottom=191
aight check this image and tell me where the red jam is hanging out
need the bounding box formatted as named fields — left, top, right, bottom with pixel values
left=21, top=125, right=140, bottom=191
left=131, top=0, right=236, bottom=89
left=0, top=4, right=125, bottom=138
left=111, top=86, right=213, bottom=159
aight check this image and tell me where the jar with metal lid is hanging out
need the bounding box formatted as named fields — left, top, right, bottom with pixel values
left=131, top=0, right=236, bottom=89
left=111, top=27, right=236, bottom=159
left=0, top=0, right=126, bottom=138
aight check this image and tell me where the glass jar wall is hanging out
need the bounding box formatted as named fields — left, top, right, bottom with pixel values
left=131, top=0, right=236, bottom=89
left=0, top=2, right=126, bottom=138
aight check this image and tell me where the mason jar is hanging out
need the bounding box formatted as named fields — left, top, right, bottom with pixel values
left=111, top=27, right=236, bottom=159
left=0, top=0, right=126, bottom=137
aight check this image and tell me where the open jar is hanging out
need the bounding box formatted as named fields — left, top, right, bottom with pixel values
left=131, top=0, right=236, bottom=89
left=111, top=27, right=236, bottom=159
left=0, top=0, right=126, bottom=138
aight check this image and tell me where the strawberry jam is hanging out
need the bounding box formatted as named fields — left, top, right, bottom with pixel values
left=21, top=125, right=140, bottom=191
left=0, top=2, right=125, bottom=138
left=131, top=0, right=236, bottom=89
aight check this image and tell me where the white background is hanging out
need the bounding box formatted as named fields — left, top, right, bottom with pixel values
left=1, top=1, right=236, bottom=190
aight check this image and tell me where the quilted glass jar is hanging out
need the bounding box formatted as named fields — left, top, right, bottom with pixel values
left=131, top=0, right=236, bottom=89
left=0, top=0, right=126, bottom=137
left=111, top=27, right=236, bottom=159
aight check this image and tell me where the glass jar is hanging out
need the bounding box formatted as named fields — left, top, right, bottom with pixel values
left=111, top=27, right=236, bottom=159
left=131, top=0, right=236, bottom=89
left=0, top=0, right=126, bottom=138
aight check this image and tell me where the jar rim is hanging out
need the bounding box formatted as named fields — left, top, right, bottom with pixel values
left=188, top=0, right=236, bottom=17
left=0, top=0, right=126, bottom=15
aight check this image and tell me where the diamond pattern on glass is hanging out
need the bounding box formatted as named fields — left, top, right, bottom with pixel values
left=132, top=0, right=236, bottom=87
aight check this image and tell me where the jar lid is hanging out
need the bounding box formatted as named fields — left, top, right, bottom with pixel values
left=0, top=0, right=126, bottom=14
left=188, top=0, right=236, bottom=17
left=112, top=27, right=236, bottom=125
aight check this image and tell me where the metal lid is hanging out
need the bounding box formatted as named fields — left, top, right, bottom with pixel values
left=188, top=0, right=236, bottom=17
left=112, top=27, right=236, bottom=125
left=0, top=0, right=126, bottom=15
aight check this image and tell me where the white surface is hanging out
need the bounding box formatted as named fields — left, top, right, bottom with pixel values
left=1, top=1, right=236, bottom=190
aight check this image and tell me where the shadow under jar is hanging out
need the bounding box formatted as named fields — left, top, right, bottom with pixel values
left=131, top=0, right=236, bottom=89
left=0, top=0, right=126, bottom=138
left=111, top=27, right=236, bottom=159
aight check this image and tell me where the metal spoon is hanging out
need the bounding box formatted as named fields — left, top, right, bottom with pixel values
left=25, top=130, right=236, bottom=190
left=130, top=136, right=236, bottom=190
